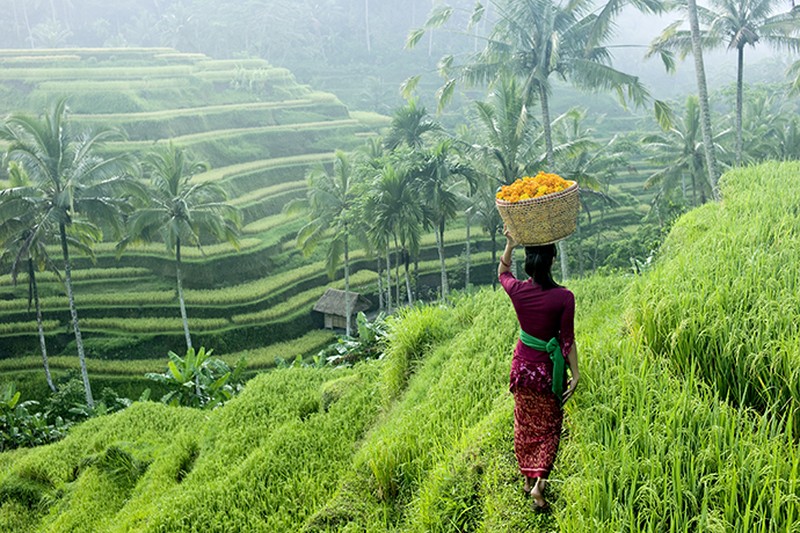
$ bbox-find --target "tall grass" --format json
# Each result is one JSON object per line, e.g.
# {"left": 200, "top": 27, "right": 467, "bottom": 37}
{"left": 628, "top": 162, "right": 800, "bottom": 430}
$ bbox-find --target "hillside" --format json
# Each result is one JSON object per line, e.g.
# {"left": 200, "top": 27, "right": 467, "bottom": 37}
{"left": 1, "top": 161, "right": 797, "bottom": 531}
{"left": 0, "top": 47, "right": 507, "bottom": 398}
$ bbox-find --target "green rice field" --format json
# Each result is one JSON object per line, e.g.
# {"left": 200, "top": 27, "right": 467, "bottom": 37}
{"left": 1, "top": 161, "right": 797, "bottom": 531}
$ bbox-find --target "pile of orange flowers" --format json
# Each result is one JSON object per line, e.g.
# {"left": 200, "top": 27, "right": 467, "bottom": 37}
{"left": 495, "top": 172, "right": 573, "bottom": 202}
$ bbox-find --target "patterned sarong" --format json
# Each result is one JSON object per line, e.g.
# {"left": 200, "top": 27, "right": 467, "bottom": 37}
{"left": 513, "top": 386, "right": 563, "bottom": 479}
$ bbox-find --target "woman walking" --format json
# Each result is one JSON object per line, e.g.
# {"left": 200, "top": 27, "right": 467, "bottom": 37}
{"left": 498, "top": 228, "right": 579, "bottom": 511}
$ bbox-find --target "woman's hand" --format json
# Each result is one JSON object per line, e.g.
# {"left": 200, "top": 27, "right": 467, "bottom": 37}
{"left": 503, "top": 225, "right": 518, "bottom": 249}
{"left": 562, "top": 375, "right": 579, "bottom": 404}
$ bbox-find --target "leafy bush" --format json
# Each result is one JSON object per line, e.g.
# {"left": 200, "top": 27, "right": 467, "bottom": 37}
{"left": 0, "top": 384, "right": 68, "bottom": 452}
{"left": 319, "top": 312, "right": 389, "bottom": 367}
{"left": 146, "top": 347, "right": 244, "bottom": 409}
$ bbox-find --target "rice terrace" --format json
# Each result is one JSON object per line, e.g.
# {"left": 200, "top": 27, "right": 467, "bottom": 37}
{"left": 0, "top": 1, "right": 799, "bottom": 531}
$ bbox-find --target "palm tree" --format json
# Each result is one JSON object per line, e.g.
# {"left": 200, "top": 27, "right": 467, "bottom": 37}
{"left": 118, "top": 143, "right": 240, "bottom": 351}
{"left": 414, "top": 0, "right": 655, "bottom": 280}
{"left": 790, "top": 59, "right": 800, "bottom": 95}
{"left": 472, "top": 76, "right": 540, "bottom": 185}
{"left": 467, "top": 173, "right": 505, "bottom": 289}
{"left": 552, "top": 108, "right": 633, "bottom": 275}
{"left": 648, "top": 0, "right": 800, "bottom": 166}
{"left": 366, "top": 163, "right": 423, "bottom": 306}
{"left": 287, "top": 151, "right": 359, "bottom": 336}
{"left": 2, "top": 99, "right": 134, "bottom": 408}
{"left": 735, "top": 89, "right": 800, "bottom": 161}
{"left": 412, "top": 139, "right": 476, "bottom": 299}
{"left": 642, "top": 96, "right": 727, "bottom": 222}
{"left": 0, "top": 164, "right": 61, "bottom": 392}
{"left": 384, "top": 99, "right": 441, "bottom": 151}
{"left": 419, "top": 0, "right": 653, "bottom": 166}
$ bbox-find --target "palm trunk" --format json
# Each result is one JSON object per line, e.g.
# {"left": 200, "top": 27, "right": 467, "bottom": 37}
{"left": 576, "top": 218, "right": 583, "bottom": 278}
{"left": 491, "top": 230, "right": 498, "bottom": 290}
{"left": 436, "top": 219, "right": 448, "bottom": 299}
{"left": 376, "top": 257, "right": 384, "bottom": 312}
{"left": 403, "top": 249, "right": 413, "bottom": 305}
{"left": 394, "top": 237, "right": 401, "bottom": 307}
{"left": 540, "top": 84, "right": 555, "bottom": 168}
{"left": 21, "top": 0, "right": 35, "bottom": 48}
{"left": 29, "top": 260, "right": 56, "bottom": 393}
{"left": 686, "top": 0, "right": 720, "bottom": 199}
{"left": 344, "top": 231, "right": 351, "bottom": 337}
{"left": 176, "top": 238, "right": 192, "bottom": 351}
{"left": 735, "top": 46, "right": 744, "bottom": 167}
{"left": 413, "top": 255, "right": 419, "bottom": 301}
{"left": 364, "top": 0, "right": 371, "bottom": 55}
{"left": 465, "top": 210, "right": 471, "bottom": 290}
{"left": 540, "top": 83, "right": 569, "bottom": 281}
{"left": 60, "top": 223, "right": 92, "bottom": 407}
{"left": 557, "top": 241, "right": 569, "bottom": 281}
{"left": 11, "top": 0, "right": 21, "bottom": 41}
{"left": 385, "top": 246, "right": 392, "bottom": 313}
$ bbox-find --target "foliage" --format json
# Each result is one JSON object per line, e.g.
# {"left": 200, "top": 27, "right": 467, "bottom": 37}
{"left": 145, "top": 347, "right": 244, "bottom": 409}
{"left": 319, "top": 312, "right": 389, "bottom": 366}
{"left": 629, "top": 161, "right": 800, "bottom": 433}
{"left": 2, "top": 160, "right": 800, "bottom": 529}
{"left": 0, "top": 384, "right": 68, "bottom": 452}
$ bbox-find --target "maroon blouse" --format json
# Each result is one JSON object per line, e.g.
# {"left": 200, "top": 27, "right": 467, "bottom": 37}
{"left": 499, "top": 271, "right": 575, "bottom": 394}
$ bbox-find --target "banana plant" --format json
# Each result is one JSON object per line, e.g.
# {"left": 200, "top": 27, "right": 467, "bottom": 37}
{"left": 146, "top": 347, "right": 244, "bottom": 409}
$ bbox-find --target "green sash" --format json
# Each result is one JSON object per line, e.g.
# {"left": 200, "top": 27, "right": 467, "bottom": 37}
{"left": 519, "top": 329, "right": 566, "bottom": 406}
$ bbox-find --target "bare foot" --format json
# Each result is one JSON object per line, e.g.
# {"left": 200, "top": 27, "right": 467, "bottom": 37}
{"left": 531, "top": 481, "right": 549, "bottom": 511}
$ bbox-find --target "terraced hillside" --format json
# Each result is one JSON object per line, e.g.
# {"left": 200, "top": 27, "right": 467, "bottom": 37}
{"left": 0, "top": 48, "right": 377, "bottom": 357}
{"left": 0, "top": 47, "right": 505, "bottom": 392}
{"left": 1, "top": 162, "right": 797, "bottom": 532}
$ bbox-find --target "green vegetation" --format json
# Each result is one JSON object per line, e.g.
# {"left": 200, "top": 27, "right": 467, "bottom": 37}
{"left": 0, "top": 162, "right": 797, "bottom": 531}
{"left": 629, "top": 161, "right": 800, "bottom": 431}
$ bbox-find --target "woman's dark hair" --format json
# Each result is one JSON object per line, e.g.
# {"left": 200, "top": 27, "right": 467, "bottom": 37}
{"left": 524, "top": 244, "right": 561, "bottom": 289}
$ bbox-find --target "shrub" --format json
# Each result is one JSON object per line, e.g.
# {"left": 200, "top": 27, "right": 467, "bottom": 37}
{"left": 145, "top": 347, "right": 245, "bottom": 409}
{"left": 0, "top": 384, "right": 68, "bottom": 452}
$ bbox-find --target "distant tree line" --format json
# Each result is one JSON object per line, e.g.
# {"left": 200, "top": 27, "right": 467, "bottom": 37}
{"left": 0, "top": 0, "right": 481, "bottom": 65}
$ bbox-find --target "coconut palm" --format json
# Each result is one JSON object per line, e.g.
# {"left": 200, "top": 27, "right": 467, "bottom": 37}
{"left": 648, "top": 0, "right": 800, "bottom": 166}
{"left": 736, "top": 89, "right": 800, "bottom": 161}
{"left": 467, "top": 173, "right": 505, "bottom": 289}
{"left": 366, "top": 163, "right": 424, "bottom": 306}
{"left": 552, "top": 108, "right": 633, "bottom": 275}
{"left": 287, "top": 150, "right": 359, "bottom": 336}
{"left": 790, "top": 59, "right": 800, "bottom": 95}
{"left": 118, "top": 143, "right": 240, "bottom": 351}
{"left": 352, "top": 138, "right": 393, "bottom": 312}
{"left": 642, "top": 95, "right": 728, "bottom": 222}
{"left": 417, "top": 0, "right": 653, "bottom": 167}
{"left": 384, "top": 99, "right": 441, "bottom": 151}
{"left": 0, "top": 164, "right": 60, "bottom": 392}
{"left": 414, "top": 0, "right": 654, "bottom": 281}
{"left": 412, "top": 139, "right": 477, "bottom": 299}
{"left": 472, "top": 76, "right": 540, "bottom": 186}
{"left": 1, "top": 98, "right": 134, "bottom": 408}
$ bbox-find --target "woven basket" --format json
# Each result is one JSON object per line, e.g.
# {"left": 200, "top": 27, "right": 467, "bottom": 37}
{"left": 495, "top": 181, "right": 580, "bottom": 245}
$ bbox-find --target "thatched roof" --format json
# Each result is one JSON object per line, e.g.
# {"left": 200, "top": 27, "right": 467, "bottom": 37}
{"left": 313, "top": 288, "right": 371, "bottom": 317}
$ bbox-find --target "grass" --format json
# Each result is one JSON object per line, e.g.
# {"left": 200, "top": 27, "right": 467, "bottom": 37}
{"left": 192, "top": 152, "right": 335, "bottom": 184}
{"left": 628, "top": 161, "right": 800, "bottom": 433}
{"left": 0, "top": 65, "right": 195, "bottom": 80}
{"left": 0, "top": 330, "right": 334, "bottom": 375}
{"left": 2, "top": 161, "right": 799, "bottom": 530}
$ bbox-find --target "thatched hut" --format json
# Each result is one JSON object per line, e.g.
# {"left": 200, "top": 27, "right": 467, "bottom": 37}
{"left": 313, "top": 288, "right": 371, "bottom": 330}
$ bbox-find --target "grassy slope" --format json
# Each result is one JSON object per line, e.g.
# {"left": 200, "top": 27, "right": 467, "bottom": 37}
{"left": 2, "top": 163, "right": 798, "bottom": 531}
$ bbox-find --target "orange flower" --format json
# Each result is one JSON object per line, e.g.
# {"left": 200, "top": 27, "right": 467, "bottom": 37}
{"left": 496, "top": 172, "right": 573, "bottom": 202}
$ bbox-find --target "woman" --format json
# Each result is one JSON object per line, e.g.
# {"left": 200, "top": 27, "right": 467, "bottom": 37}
{"left": 498, "top": 228, "right": 579, "bottom": 511}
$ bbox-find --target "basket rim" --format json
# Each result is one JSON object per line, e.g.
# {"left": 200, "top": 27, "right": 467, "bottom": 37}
{"left": 495, "top": 180, "right": 579, "bottom": 207}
